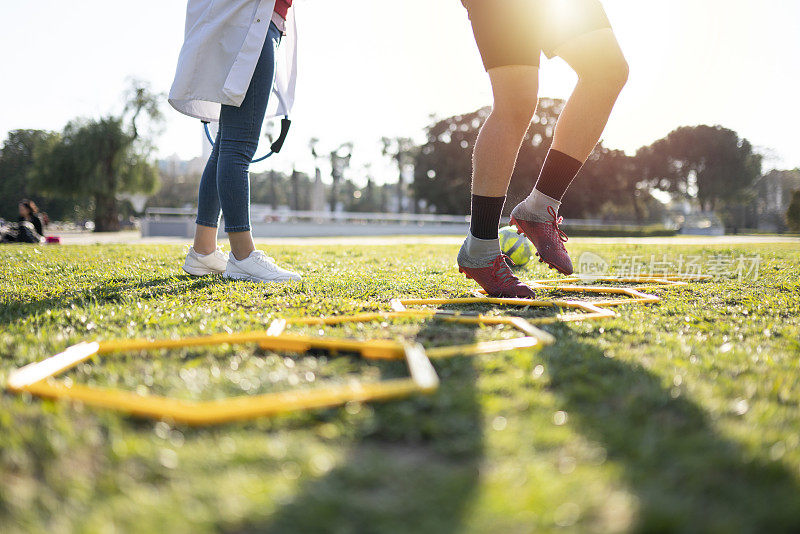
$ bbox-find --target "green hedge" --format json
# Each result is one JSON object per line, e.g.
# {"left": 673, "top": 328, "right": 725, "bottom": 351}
{"left": 561, "top": 225, "right": 677, "bottom": 237}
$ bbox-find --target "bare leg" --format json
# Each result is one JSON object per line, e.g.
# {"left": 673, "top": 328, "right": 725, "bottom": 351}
{"left": 508, "top": 29, "right": 628, "bottom": 276}
{"left": 472, "top": 66, "right": 540, "bottom": 196}
{"left": 550, "top": 28, "right": 629, "bottom": 161}
{"left": 228, "top": 231, "right": 256, "bottom": 261}
{"left": 192, "top": 225, "right": 218, "bottom": 256}
{"left": 457, "top": 65, "right": 540, "bottom": 296}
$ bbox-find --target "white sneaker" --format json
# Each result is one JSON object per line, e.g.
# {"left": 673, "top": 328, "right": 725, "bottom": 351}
{"left": 224, "top": 250, "right": 302, "bottom": 283}
{"left": 182, "top": 246, "right": 229, "bottom": 276}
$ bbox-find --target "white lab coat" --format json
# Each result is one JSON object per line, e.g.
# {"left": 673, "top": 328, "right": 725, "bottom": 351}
{"left": 168, "top": 0, "right": 297, "bottom": 123}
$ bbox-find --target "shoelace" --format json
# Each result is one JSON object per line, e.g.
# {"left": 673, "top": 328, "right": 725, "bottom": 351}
{"left": 492, "top": 254, "right": 521, "bottom": 287}
{"left": 547, "top": 205, "right": 569, "bottom": 244}
{"left": 252, "top": 251, "right": 278, "bottom": 271}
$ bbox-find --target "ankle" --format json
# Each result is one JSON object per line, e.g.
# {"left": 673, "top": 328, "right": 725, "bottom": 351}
{"left": 469, "top": 195, "right": 506, "bottom": 240}
{"left": 231, "top": 251, "right": 250, "bottom": 262}
{"left": 230, "top": 247, "right": 255, "bottom": 262}
{"left": 193, "top": 224, "right": 219, "bottom": 256}
{"left": 514, "top": 190, "right": 561, "bottom": 222}
{"left": 228, "top": 231, "right": 255, "bottom": 262}
{"left": 193, "top": 245, "right": 216, "bottom": 256}
{"left": 465, "top": 233, "right": 500, "bottom": 256}
{"left": 458, "top": 233, "right": 501, "bottom": 268}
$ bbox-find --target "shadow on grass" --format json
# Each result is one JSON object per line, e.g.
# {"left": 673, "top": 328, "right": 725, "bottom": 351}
{"left": 227, "top": 312, "right": 485, "bottom": 534}
{"left": 0, "top": 275, "right": 226, "bottom": 324}
{"left": 540, "top": 326, "right": 800, "bottom": 532}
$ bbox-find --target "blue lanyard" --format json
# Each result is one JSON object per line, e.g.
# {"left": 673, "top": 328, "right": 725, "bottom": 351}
{"left": 202, "top": 116, "right": 291, "bottom": 163}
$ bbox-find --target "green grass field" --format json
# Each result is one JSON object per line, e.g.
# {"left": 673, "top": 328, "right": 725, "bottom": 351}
{"left": 1, "top": 241, "right": 799, "bottom": 533}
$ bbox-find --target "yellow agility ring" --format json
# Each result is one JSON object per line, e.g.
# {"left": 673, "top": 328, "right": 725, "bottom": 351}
{"left": 7, "top": 332, "right": 438, "bottom": 426}
{"left": 271, "top": 309, "right": 556, "bottom": 358}
{"left": 392, "top": 296, "right": 617, "bottom": 324}
{"left": 5, "top": 273, "right": 709, "bottom": 425}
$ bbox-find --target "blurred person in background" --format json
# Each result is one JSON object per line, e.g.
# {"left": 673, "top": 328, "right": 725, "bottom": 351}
{"left": 1, "top": 199, "right": 45, "bottom": 244}
{"left": 18, "top": 199, "right": 44, "bottom": 236}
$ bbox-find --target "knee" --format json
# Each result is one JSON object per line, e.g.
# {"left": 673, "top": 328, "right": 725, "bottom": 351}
{"left": 492, "top": 94, "right": 539, "bottom": 131}
{"left": 580, "top": 52, "right": 629, "bottom": 94}
{"left": 608, "top": 54, "right": 629, "bottom": 91}
{"left": 218, "top": 138, "right": 258, "bottom": 163}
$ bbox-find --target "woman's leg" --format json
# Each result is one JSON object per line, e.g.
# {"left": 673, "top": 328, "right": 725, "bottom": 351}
{"left": 217, "top": 24, "right": 282, "bottom": 261}
{"left": 193, "top": 129, "right": 222, "bottom": 255}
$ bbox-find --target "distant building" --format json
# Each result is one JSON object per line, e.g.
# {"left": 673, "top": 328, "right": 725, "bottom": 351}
{"left": 666, "top": 199, "right": 725, "bottom": 235}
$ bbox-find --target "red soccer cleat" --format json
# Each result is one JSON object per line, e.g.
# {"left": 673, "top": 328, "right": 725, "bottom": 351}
{"left": 510, "top": 205, "right": 573, "bottom": 275}
{"left": 458, "top": 254, "right": 536, "bottom": 298}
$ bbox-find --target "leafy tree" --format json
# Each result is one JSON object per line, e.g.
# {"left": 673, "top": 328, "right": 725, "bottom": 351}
{"left": 0, "top": 130, "right": 53, "bottom": 220}
{"left": 0, "top": 129, "right": 90, "bottom": 222}
{"left": 636, "top": 125, "right": 762, "bottom": 212}
{"left": 562, "top": 145, "right": 654, "bottom": 222}
{"left": 30, "top": 82, "right": 162, "bottom": 231}
{"left": 787, "top": 190, "right": 800, "bottom": 232}
{"left": 145, "top": 166, "right": 201, "bottom": 211}
{"left": 413, "top": 107, "right": 485, "bottom": 214}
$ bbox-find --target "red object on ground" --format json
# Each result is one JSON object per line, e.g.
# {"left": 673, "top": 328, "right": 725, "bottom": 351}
{"left": 46, "top": 236, "right": 61, "bottom": 244}
{"left": 274, "top": 0, "right": 292, "bottom": 19}
{"left": 510, "top": 206, "right": 573, "bottom": 275}
{"left": 458, "top": 254, "right": 536, "bottom": 298}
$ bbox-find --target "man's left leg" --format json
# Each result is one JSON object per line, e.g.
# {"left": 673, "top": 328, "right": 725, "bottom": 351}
{"left": 550, "top": 28, "right": 628, "bottom": 162}
{"left": 511, "top": 27, "right": 628, "bottom": 274}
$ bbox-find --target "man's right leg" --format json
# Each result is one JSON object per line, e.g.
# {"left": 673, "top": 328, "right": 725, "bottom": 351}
{"left": 457, "top": 66, "right": 540, "bottom": 297}
{"left": 510, "top": 20, "right": 628, "bottom": 276}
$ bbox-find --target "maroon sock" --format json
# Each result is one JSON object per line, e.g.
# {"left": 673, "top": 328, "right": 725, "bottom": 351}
{"left": 470, "top": 194, "right": 506, "bottom": 240}
{"left": 533, "top": 149, "right": 584, "bottom": 200}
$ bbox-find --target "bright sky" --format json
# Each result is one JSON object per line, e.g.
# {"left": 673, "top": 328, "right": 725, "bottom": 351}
{"left": 1, "top": 0, "right": 799, "bottom": 183}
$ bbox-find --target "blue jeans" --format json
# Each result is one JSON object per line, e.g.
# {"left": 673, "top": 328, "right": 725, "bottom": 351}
{"left": 196, "top": 22, "right": 282, "bottom": 233}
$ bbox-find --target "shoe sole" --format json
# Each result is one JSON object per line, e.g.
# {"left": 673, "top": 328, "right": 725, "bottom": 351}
{"left": 182, "top": 264, "right": 221, "bottom": 276}
{"left": 223, "top": 272, "right": 301, "bottom": 283}
{"left": 458, "top": 266, "right": 534, "bottom": 299}
{"left": 510, "top": 217, "right": 572, "bottom": 276}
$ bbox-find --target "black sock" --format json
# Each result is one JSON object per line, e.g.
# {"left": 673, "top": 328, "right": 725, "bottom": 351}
{"left": 533, "top": 149, "right": 584, "bottom": 200}
{"left": 469, "top": 194, "right": 506, "bottom": 240}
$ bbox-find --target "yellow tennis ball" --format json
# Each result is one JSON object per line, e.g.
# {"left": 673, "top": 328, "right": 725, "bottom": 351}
{"left": 499, "top": 226, "right": 533, "bottom": 266}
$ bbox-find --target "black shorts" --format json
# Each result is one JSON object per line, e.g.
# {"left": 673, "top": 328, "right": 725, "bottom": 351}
{"left": 463, "top": 0, "right": 612, "bottom": 70}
